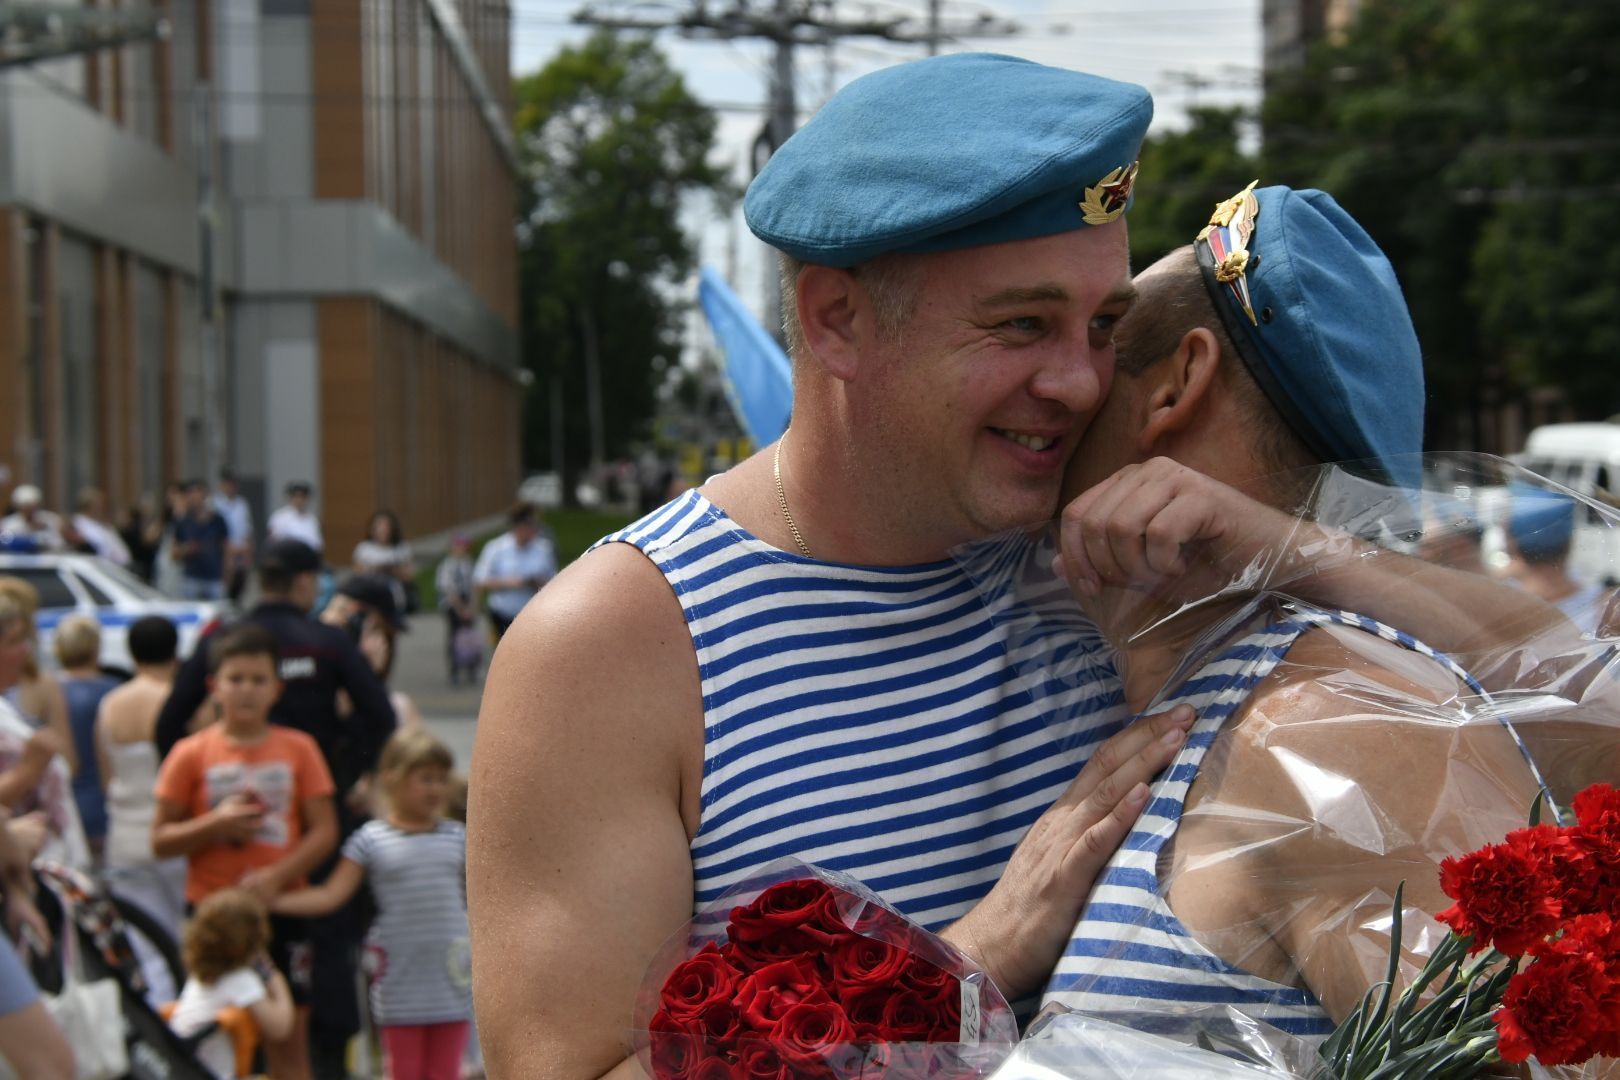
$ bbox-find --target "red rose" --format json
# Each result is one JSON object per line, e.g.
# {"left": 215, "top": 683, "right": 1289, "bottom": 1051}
{"left": 661, "top": 947, "right": 745, "bottom": 1022}
{"left": 829, "top": 935, "right": 910, "bottom": 997}
{"left": 1494, "top": 947, "right": 1616, "bottom": 1066}
{"left": 723, "top": 930, "right": 821, "bottom": 970}
{"left": 688, "top": 1057, "right": 740, "bottom": 1080}
{"left": 839, "top": 986, "right": 891, "bottom": 1041}
{"left": 901, "top": 954, "right": 956, "bottom": 1001}
{"left": 730, "top": 880, "right": 835, "bottom": 942}
{"left": 733, "top": 958, "right": 834, "bottom": 1035}
{"left": 1437, "top": 829, "right": 1565, "bottom": 956}
{"left": 878, "top": 987, "right": 960, "bottom": 1042}
{"left": 649, "top": 1010, "right": 708, "bottom": 1080}
{"left": 773, "top": 1000, "right": 857, "bottom": 1076}
{"left": 733, "top": 1039, "right": 791, "bottom": 1080}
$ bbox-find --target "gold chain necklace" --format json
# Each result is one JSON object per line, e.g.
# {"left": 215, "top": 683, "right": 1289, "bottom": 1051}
{"left": 773, "top": 437, "right": 812, "bottom": 558}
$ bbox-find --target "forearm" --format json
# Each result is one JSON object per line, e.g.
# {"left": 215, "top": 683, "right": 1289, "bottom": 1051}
{"left": 1287, "top": 537, "right": 1571, "bottom": 680}
{"left": 263, "top": 825, "right": 337, "bottom": 888}
{"left": 270, "top": 882, "right": 346, "bottom": 918}
{"left": 0, "top": 758, "right": 51, "bottom": 809}
{"left": 152, "top": 814, "right": 223, "bottom": 859}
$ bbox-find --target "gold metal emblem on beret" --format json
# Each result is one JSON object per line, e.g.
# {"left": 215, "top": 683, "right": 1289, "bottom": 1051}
{"left": 1079, "top": 161, "right": 1139, "bottom": 226}
{"left": 1198, "top": 179, "right": 1261, "bottom": 324}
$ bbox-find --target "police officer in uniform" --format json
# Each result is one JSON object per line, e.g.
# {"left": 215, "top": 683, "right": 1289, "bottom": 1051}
{"left": 156, "top": 537, "right": 395, "bottom": 1079}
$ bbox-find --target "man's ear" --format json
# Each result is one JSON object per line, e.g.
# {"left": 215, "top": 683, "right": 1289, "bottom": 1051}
{"left": 796, "top": 266, "right": 862, "bottom": 382}
{"left": 1138, "top": 327, "right": 1223, "bottom": 453}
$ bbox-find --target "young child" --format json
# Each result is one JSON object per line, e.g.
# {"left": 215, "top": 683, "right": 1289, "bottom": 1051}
{"left": 271, "top": 729, "right": 471, "bottom": 1080}
{"left": 153, "top": 624, "right": 338, "bottom": 1080}
{"left": 168, "top": 889, "right": 295, "bottom": 1080}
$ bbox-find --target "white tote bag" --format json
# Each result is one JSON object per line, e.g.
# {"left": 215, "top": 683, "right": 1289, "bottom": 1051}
{"left": 0, "top": 907, "right": 128, "bottom": 1080}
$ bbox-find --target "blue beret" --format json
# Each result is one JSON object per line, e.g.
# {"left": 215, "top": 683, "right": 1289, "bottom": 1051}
{"left": 1508, "top": 482, "right": 1576, "bottom": 557}
{"left": 1195, "top": 185, "right": 1424, "bottom": 486}
{"left": 744, "top": 54, "right": 1153, "bottom": 268}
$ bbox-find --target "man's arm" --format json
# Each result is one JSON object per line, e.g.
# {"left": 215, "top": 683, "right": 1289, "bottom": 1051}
{"left": 155, "top": 647, "right": 213, "bottom": 758}
{"left": 1056, "top": 458, "right": 1572, "bottom": 678}
{"left": 152, "top": 794, "right": 263, "bottom": 859}
{"left": 470, "top": 545, "right": 700, "bottom": 1080}
{"left": 469, "top": 545, "right": 1192, "bottom": 1079}
{"left": 332, "top": 634, "right": 396, "bottom": 776}
{"left": 1168, "top": 628, "right": 1548, "bottom": 1023}
{"left": 237, "top": 794, "right": 338, "bottom": 903}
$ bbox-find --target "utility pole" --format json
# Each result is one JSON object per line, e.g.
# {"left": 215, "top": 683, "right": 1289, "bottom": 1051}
{"left": 574, "top": 0, "right": 1018, "bottom": 339}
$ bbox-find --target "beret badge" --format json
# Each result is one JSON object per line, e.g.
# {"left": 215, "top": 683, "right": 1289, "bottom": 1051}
{"left": 1197, "top": 179, "right": 1261, "bottom": 325}
{"left": 1078, "top": 161, "right": 1140, "bottom": 226}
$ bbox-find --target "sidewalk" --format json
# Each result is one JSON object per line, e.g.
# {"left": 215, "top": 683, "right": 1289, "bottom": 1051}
{"left": 393, "top": 608, "right": 489, "bottom": 771}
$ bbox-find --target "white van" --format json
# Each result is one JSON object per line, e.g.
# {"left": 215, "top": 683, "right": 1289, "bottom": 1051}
{"left": 1513, "top": 422, "right": 1620, "bottom": 585}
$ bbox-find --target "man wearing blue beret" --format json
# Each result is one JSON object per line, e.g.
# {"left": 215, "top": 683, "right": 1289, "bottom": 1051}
{"left": 1034, "top": 183, "right": 1562, "bottom": 1036}
{"left": 468, "top": 57, "right": 1579, "bottom": 1076}
{"left": 471, "top": 53, "right": 1204, "bottom": 1077}
{"left": 1504, "top": 483, "right": 1617, "bottom": 636}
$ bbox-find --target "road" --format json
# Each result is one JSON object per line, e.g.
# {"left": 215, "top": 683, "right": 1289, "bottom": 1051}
{"left": 392, "top": 609, "right": 487, "bottom": 770}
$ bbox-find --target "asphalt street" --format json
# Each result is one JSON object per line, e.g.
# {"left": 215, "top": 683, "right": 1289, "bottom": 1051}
{"left": 392, "top": 609, "right": 487, "bottom": 772}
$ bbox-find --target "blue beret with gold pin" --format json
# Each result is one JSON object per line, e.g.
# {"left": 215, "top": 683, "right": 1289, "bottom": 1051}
{"left": 744, "top": 53, "right": 1153, "bottom": 268}
{"left": 1193, "top": 182, "right": 1426, "bottom": 486}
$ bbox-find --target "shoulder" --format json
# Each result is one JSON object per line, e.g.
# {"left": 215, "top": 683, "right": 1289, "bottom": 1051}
{"left": 474, "top": 542, "right": 701, "bottom": 824}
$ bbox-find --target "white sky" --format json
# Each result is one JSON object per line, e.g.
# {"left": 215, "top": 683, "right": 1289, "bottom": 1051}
{"left": 510, "top": 0, "right": 1262, "bottom": 326}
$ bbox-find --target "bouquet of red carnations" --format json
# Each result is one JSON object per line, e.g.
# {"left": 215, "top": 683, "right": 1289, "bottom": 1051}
{"left": 632, "top": 863, "right": 1018, "bottom": 1079}
{"left": 1324, "top": 783, "right": 1620, "bottom": 1078}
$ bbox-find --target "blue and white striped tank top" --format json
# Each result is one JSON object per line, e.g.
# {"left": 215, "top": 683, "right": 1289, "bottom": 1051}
{"left": 597, "top": 492, "right": 1128, "bottom": 930}
{"left": 1041, "top": 604, "right": 1503, "bottom": 1041}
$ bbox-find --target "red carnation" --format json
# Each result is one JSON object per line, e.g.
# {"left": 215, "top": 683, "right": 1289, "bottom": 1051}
{"left": 1571, "top": 783, "right": 1620, "bottom": 917}
{"left": 733, "top": 958, "right": 833, "bottom": 1035}
{"left": 1494, "top": 946, "right": 1616, "bottom": 1066}
{"left": 1437, "top": 827, "right": 1565, "bottom": 956}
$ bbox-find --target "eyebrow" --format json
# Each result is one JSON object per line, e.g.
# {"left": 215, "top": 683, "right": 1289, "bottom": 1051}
{"left": 974, "top": 281, "right": 1140, "bottom": 310}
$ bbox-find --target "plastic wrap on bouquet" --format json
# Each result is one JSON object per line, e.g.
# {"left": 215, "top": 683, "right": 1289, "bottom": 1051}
{"left": 630, "top": 860, "right": 1019, "bottom": 1079}
{"left": 986, "top": 1003, "right": 1331, "bottom": 1079}
{"left": 953, "top": 452, "right": 1620, "bottom": 1078}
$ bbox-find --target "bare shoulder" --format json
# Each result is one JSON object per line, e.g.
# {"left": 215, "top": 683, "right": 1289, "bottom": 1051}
{"left": 471, "top": 540, "right": 704, "bottom": 832}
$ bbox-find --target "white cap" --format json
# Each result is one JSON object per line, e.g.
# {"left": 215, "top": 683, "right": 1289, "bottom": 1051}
{"left": 11, "top": 484, "right": 41, "bottom": 507}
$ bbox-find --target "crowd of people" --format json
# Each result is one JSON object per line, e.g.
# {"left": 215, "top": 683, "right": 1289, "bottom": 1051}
{"left": 0, "top": 478, "right": 561, "bottom": 1078}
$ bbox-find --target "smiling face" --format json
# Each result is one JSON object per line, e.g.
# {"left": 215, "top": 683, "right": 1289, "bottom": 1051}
{"left": 846, "top": 221, "right": 1135, "bottom": 549}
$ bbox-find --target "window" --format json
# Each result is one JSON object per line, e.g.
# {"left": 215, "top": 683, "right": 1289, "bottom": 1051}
{"left": 7, "top": 567, "right": 79, "bottom": 610}
{"left": 72, "top": 574, "right": 115, "bottom": 607}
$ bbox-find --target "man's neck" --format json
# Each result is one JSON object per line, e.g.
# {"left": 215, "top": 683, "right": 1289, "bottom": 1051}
{"left": 133, "top": 663, "right": 176, "bottom": 685}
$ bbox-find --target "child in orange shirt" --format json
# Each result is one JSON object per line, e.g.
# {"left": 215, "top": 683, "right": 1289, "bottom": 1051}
{"left": 154, "top": 623, "right": 337, "bottom": 1080}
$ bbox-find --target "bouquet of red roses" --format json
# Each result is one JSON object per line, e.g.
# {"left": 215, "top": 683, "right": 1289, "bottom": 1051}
{"left": 632, "top": 863, "right": 1018, "bottom": 1079}
{"left": 1323, "top": 783, "right": 1620, "bottom": 1078}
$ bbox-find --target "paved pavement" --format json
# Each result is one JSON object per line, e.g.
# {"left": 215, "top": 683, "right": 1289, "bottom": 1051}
{"left": 392, "top": 609, "right": 488, "bottom": 771}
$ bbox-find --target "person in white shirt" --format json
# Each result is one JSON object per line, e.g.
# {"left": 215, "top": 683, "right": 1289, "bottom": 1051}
{"left": 472, "top": 503, "right": 558, "bottom": 641}
{"left": 0, "top": 485, "right": 65, "bottom": 553}
{"left": 70, "top": 488, "right": 132, "bottom": 566}
{"left": 168, "top": 889, "right": 294, "bottom": 1080}
{"left": 265, "top": 482, "right": 323, "bottom": 554}
{"left": 212, "top": 470, "right": 254, "bottom": 603}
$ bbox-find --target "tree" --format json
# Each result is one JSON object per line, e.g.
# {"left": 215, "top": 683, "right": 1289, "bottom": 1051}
{"left": 1260, "top": 0, "right": 1620, "bottom": 444}
{"left": 515, "top": 32, "right": 731, "bottom": 490}
{"left": 1127, "top": 106, "right": 1259, "bottom": 272}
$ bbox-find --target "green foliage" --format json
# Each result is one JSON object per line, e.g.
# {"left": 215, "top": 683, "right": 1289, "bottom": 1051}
{"left": 1127, "top": 107, "right": 1259, "bottom": 272}
{"left": 515, "top": 32, "right": 732, "bottom": 482}
{"left": 1259, "top": 0, "right": 1620, "bottom": 435}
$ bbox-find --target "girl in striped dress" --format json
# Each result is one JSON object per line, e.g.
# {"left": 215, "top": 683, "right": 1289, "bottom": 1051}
{"left": 272, "top": 730, "right": 471, "bottom": 1080}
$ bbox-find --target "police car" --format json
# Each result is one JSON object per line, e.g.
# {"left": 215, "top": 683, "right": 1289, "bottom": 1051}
{"left": 0, "top": 552, "right": 226, "bottom": 674}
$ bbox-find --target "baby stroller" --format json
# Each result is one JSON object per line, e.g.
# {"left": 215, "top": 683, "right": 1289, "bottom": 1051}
{"left": 25, "top": 862, "right": 216, "bottom": 1080}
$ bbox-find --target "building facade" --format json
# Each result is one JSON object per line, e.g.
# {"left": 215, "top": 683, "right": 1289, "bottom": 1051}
{"left": 1260, "top": 0, "right": 1362, "bottom": 76}
{"left": 0, "top": 1, "right": 522, "bottom": 560}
